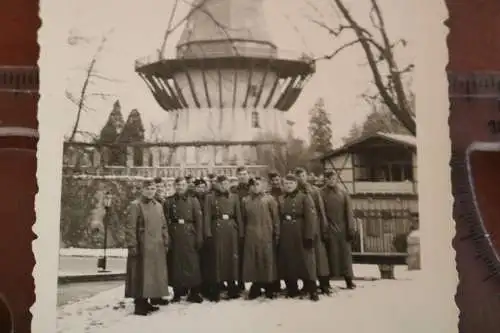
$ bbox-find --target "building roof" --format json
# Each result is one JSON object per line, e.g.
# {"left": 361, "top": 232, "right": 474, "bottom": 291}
{"left": 319, "top": 132, "right": 416, "bottom": 161}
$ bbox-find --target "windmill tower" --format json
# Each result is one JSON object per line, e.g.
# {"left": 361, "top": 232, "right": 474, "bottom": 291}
{"left": 135, "top": 0, "right": 314, "bottom": 174}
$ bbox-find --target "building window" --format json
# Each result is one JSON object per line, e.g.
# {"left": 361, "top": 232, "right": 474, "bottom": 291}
{"left": 251, "top": 111, "right": 260, "bottom": 128}
{"left": 355, "top": 162, "right": 413, "bottom": 182}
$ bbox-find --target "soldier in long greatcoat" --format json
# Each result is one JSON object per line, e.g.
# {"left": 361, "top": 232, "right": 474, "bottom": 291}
{"left": 241, "top": 177, "right": 280, "bottom": 299}
{"left": 232, "top": 166, "right": 250, "bottom": 292}
{"left": 193, "top": 178, "right": 213, "bottom": 298}
{"left": 163, "top": 177, "right": 204, "bottom": 303}
{"left": 295, "top": 167, "right": 332, "bottom": 295}
{"left": 124, "top": 179, "right": 170, "bottom": 315}
{"left": 204, "top": 175, "right": 243, "bottom": 301}
{"left": 277, "top": 174, "right": 319, "bottom": 301}
{"left": 267, "top": 171, "right": 284, "bottom": 294}
{"left": 321, "top": 170, "right": 356, "bottom": 289}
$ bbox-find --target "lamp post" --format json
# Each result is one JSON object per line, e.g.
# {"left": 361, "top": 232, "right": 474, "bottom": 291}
{"left": 97, "top": 191, "right": 112, "bottom": 273}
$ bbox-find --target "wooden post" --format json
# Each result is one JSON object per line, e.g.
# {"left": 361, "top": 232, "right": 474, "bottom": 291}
{"left": 236, "top": 145, "right": 245, "bottom": 165}
{"left": 142, "top": 147, "right": 150, "bottom": 167}
{"left": 69, "top": 148, "right": 77, "bottom": 166}
{"left": 126, "top": 146, "right": 134, "bottom": 167}
{"left": 152, "top": 147, "right": 160, "bottom": 167}
{"left": 358, "top": 218, "right": 365, "bottom": 253}
{"left": 92, "top": 148, "right": 101, "bottom": 167}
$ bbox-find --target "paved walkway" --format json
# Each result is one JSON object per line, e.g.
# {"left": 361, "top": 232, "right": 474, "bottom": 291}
{"left": 58, "top": 256, "right": 126, "bottom": 277}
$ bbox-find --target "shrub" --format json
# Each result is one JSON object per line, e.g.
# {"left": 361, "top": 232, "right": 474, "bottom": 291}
{"left": 60, "top": 176, "right": 143, "bottom": 248}
{"left": 392, "top": 233, "right": 409, "bottom": 253}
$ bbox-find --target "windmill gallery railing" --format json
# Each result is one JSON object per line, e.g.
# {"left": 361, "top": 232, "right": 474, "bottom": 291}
{"left": 62, "top": 141, "right": 269, "bottom": 178}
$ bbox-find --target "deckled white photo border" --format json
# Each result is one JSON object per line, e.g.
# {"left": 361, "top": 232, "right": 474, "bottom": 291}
{"left": 34, "top": 0, "right": 456, "bottom": 332}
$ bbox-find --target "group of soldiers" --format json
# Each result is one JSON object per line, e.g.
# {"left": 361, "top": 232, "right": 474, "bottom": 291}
{"left": 124, "top": 166, "right": 356, "bottom": 316}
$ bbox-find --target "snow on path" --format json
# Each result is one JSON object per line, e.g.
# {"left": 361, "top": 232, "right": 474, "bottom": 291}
{"left": 57, "top": 268, "right": 445, "bottom": 333}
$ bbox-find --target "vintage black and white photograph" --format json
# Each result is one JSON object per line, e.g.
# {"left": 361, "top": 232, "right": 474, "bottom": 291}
{"left": 56, "top": 0, "right": 422, "bottom": 331}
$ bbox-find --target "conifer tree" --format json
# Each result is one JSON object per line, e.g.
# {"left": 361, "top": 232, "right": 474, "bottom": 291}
{"left": 98, "top": 100, "right": 125, "bottom": 165}
{"left": 119, "top": 109, "right": 146, "bottom": 165}
{"left": 308, "top": 98, "right": 333, "bottom": 155}
{"left": 308, "top": 98, "right": 333, "bottom": 174}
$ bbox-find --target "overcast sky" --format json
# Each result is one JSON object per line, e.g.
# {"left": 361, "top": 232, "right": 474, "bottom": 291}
{"left": 61, "top": 0, "right": 416, "bottom": 146}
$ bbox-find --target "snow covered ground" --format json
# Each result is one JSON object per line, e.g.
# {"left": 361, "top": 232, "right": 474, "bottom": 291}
{"left": 57, "top": 266, "right": 445, "bottom": 333}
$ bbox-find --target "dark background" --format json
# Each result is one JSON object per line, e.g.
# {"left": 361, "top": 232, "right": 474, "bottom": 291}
{"left": 0, "top": 0, "right": 40, "bottom": 332}
{"left": 446, "top": 0, "right": 500, "bottom": 332}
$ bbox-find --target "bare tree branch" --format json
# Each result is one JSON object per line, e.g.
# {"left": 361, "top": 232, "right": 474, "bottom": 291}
{"left": 159, "top": 0, "right": 181, "bottom": 58}
{"left": 308, "top": 0, "right": 416, "bottom": 135}
{"left": 89, "top": 72, "right": 123, "bottom": 83}
{"left": 313, "top": 39, "right": 360, "bottom": 61}
{"left": 68, "top": 33, "right": 112, "bottom": 142}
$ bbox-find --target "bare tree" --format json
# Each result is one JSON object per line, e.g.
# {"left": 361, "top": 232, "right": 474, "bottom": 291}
{"left": 66, "top": 31, "right": 118, "bottom": 142}
{"left": 307, "top": 0, "right": 416, "bottom": 136}
{"left": 148, "top": 122, "right": 163, "bottom": 142}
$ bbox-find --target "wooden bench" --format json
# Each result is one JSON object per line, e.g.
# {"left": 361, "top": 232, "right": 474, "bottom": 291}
{"left": 352, "top": 252, "right": 408, "bottom": 279}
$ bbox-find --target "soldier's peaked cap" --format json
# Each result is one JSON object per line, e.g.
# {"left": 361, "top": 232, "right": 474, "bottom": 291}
{"left": 248, "top": 177, "right": 262, "bottom": 186}
{"left": 193, "top": 178, "right": 206, "bottom": 186}
{"left": 293, "top": 167, "right": 307, "bottom": 175}
{"left": 284, "top": 174, "right": 298, "bottom": 181}
{"left": 268, "top": 171, "right": 280, "bottom": 179}
{"left": 324, "top": 170, "right": 336, "bottom": 178}
{"left": 142, "top": 179, "right": 156, "bottom": 187}
{"left": 216, "top": 175, "right": 228, "bottom": 182}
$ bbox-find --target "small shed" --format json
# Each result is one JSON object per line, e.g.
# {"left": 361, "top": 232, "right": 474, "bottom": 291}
{"left": 319, "top": 132, "right": 418, "bottom": 266}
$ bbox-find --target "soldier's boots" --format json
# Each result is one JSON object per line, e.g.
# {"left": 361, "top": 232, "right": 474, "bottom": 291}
{"left": 264, "top": 283, "right": 276, "bottom": 299}
{"left": 227, "top": 281, "right": 241, "bottom": 299}
{"left": 200, "top": 283, "right": 212, "bottom": 299}
{"left": 271, "top": 280, "right": 282, "bottom": 294}
{"left": 345, "top": 276, "right": 356, "bottom": 289}
{"left": 304, "top": 280, "right": 319, "bottom": 301}
{"left": 150, "top": 297, "right": 169, "bottom": 306}
{"left": 208, "top": 284, "right": 221, "bottom": 302}
{"left": 237, "top": 280, "right": 246, "bottom": 292}
{"left": 133, "top": 299, "right": 159, "bottom": 316}
{"left": 247, "top": 283, "right": 263, "bottom": 300}
{"left": 171, "top": 288, "right": 185, "bottom": 303}
{"left": 186, "top": 287, "right": 204, "bottom": 303}
{"left": 318, "top": 277, "right": 332, "bottom": 295}
{"left": 285, "top": 280, "right": 300, "bottom": 298}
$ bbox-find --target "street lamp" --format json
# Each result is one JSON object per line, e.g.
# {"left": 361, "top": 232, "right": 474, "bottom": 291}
{"left": 97, "top": 191, "right": 113, "bottom": 273}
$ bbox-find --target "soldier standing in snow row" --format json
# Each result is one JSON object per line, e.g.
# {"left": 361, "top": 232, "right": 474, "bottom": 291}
{"left": 204, "top": 175, "right": 243, "bottom": 301}
{"left": 163, "top": 177, "right": 204, "bottom": 303}
{"left": 241, "top": 177, "right": 280, "bottom": 299}
{"left": 124, "top": 179, "right": 170, "bottom": 315}
{"left": 267, "top": 171, "right": 284, "bottom": 295}
{"left": 294, "top": 167, "right": 332, "bottom": 295}
{"left": 232, "top": 166, "right": 250, "bottom": 292}
{"left": 321, "top": 170, "right": 357, "bottom": 290}
{"left": 277, "top": 174, "right": 319, "bottom": 301}
{"left": 192, "top": 178, "right": 215, "bottom": 299}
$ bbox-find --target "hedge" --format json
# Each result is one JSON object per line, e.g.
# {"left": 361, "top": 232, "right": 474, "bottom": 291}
{"left": 60, "top": 176, "right": 145, "bottom": 248}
